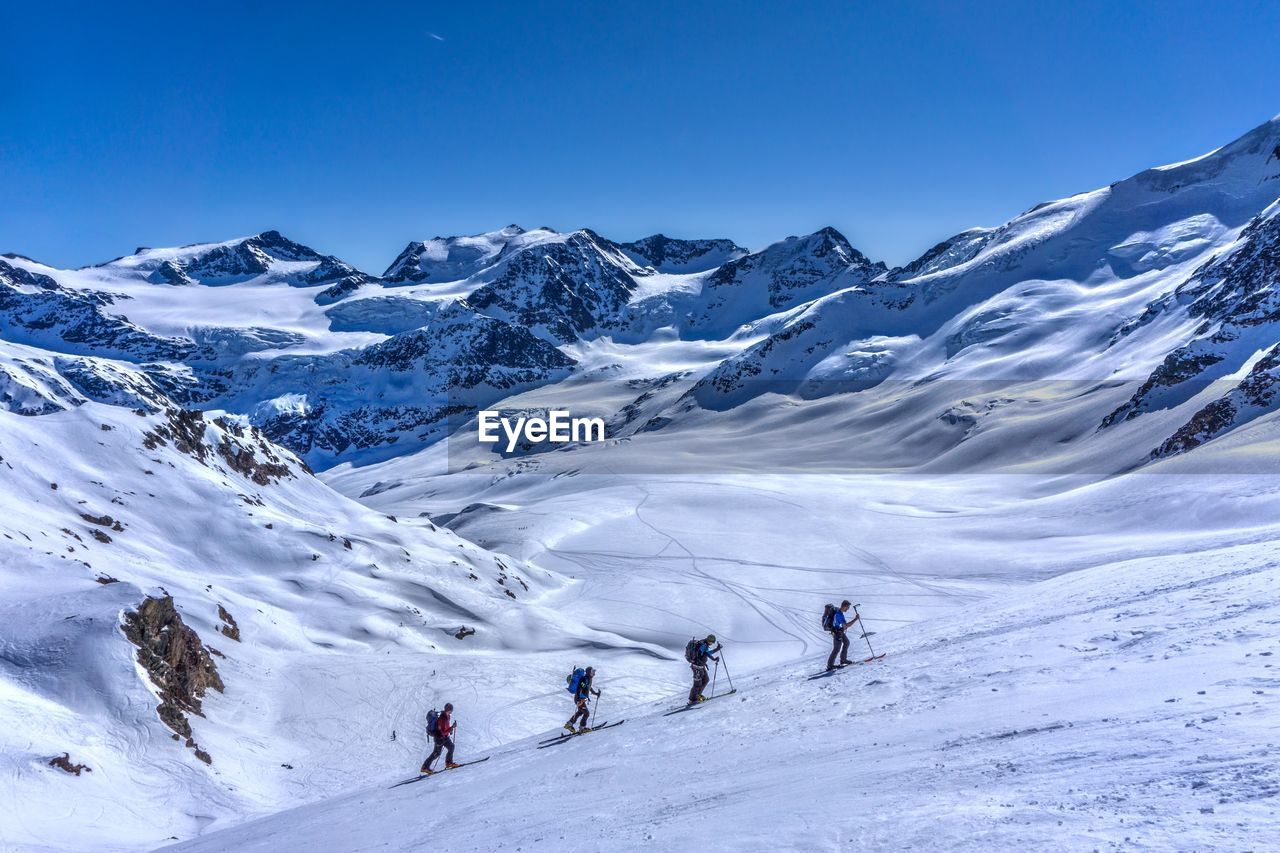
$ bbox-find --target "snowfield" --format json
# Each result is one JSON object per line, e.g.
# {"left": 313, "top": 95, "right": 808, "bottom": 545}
{"left": 162, "top": 536, "right": 1280, "bottom": 852}
{"left": 4, "top": 115, "right": 1280, "bottom": 852}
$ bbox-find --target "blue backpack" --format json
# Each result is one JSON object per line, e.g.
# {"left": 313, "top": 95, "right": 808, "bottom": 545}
{"left": 566, "top": 667, "right": 586, "bottom": 693}
{"left": 426, "top": 708, "right": 440, "bottom": 736}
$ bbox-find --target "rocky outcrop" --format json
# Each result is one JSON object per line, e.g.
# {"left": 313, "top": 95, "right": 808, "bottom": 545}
{"left": 382, "top": 225, "right": 557, "bottom": 284}
{"left": 120, "top": 595, "right": 223, "bottom": 760}
{"left": 464, "top": 230, "right": 641, "bottom": 343}
{"left": 0, "top": 260, "right": 194, "bottom": 362}
{"left": 1104, "top": 204, "right": 1280, "bottom": 436}
{"left": 48, "top": 754, "right": 92, "bottom": 776}
{"left": 618, "top": 234, "right": 746, "bottom": 273}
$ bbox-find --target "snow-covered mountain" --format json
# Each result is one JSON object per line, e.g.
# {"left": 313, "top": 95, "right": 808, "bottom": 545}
{"left": 382, "top": 225, "right": 561, "bottom": 285}
{"left": 6, "top": 114, "right": 1280, "bottom": 852}
{"left": 0, "top": 396, "right": 672, "bottom": 851}
{"left": 617, "top": 233, "right": 746, "bottom": 273}
{"left": 13, "top": 120, "right": 1280, "bottom": 475}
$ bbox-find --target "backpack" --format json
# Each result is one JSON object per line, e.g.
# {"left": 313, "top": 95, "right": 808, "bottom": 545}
{"left": 684, "top": 638, "right": 700, "bottom": 664}
{"left": 426, "top": 708, "right": 440, "bottom": 736}
{"left": 821, "top": 603, "right": 837, "bottom": 633}
{"left": 566, "top": 667, "right": 586, "bottom": 694}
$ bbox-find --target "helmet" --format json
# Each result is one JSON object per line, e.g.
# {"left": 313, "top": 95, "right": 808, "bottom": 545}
{"left": 585, "top": 666, "right": 595, "bottom": 677}
{"left": 705, "top": 634, "right": 716, "bottom": 644}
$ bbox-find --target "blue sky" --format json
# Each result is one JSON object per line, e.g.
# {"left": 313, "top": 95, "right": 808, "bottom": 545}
{"left": 3, "top": 0, "right": 1277, "bottom": 273}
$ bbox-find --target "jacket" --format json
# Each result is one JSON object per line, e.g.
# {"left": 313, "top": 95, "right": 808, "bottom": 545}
{"left": 692, "top": 642, "right": 720, "bottom": 666}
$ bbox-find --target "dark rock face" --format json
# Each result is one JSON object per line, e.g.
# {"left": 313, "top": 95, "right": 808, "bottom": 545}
{"left": 1153, "top": 343, "right": 1280, "bottom": 457}
{"left": 296, "top": 256, "right": 372, "bottom": 288}
{"left": 0, "top": 260, "right": 194, "bottom": 361}
{"left": 618, "top": 234, "right": 746, "bottom": 273}
{"left": 142, "top": 408, "right": 215, "bottom": 462}
{"left": 889, "top": 228, "right": 995, "bottom": 280}
{"left": 382, "top": 225, "right": 541, "bottom": 284}
{"left": 149, "top": 260, "right": 191, "bottom": 286}
{"left": 703, "top": 227, "right": 884, "bottom": 311}
{"left": 313, "top": 275, "right": 369, "bottom": 306}
{"left": 215, "top": 432, "right": 294, "bottom": 485}
{"left": 465, "top": 231, "right": 640, "bottom": 343}
{"left": 120, "top": 595, "right": 224, "bottom": 751}
{"left": 174, "top": 231, "right": 324, "bottom": 283}
{"left": 139, "top": 408, "right": 299, "bottom": 483}
{"left": 180, "top": 305, "right": 578, "bottom": 464}
{"left": 1104, "top": 207, "right": 1280, "bottom": 438}
{"left": 48, "top": 754, "right": 92, "bottom": 776}
{"left": 217, "top": 605, "right": 241, "bottom": 642}
{"left": 351, "top": 306, "right": 577, "bottom": 380}
{"left": 134, "top": 231, "right": 374, "bottom": 291}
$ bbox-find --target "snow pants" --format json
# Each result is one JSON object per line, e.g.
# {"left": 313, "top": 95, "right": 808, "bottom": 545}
{"left": 689, "top": 663, "right": 710, "bottom": 703}
{"left": 827, "top": 630, "right": 850, "bottom": 669}
{"left": 424, "top": 734, "right": 454, "bottom": 770}
{"left": 568, "top": 698, "right": 590, "bottom": 728}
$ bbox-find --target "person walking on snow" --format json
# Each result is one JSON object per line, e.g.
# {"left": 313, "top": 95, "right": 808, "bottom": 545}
{"left": 687, "top": 634, "right": 721, "bottom": 705}
{"left": 825, "top": 600, "right": 856, "bottom": 671}
{"left": 564, "top": 666, "right": 601, "bottom": 733}
{"left": 421, "top": 702, "right": 459, "bottom": 774}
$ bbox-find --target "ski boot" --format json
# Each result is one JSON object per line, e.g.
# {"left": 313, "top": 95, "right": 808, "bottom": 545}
{"left": 446, "top": 762, "right": 461, "bottom": 770}
{"left": 563, "top": 723, "right": 576, "bottom": 733}
{"left": 577, "top": 725, "right": 590, "bottom": 733}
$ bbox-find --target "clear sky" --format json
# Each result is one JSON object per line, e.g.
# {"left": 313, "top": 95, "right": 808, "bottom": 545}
{"left": 3, "top": 0, "right": 1278, "bottom": 274}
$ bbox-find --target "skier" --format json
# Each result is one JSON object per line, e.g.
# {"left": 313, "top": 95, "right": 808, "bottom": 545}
{"left": 420, "top": 702, "right": 460, "bottom": 774}
{"left": 686, "top": 634, "right": 721, "bottom": 705}
{"left": 824, "top": 600, "right": 856, "bottom": 671}
{"left": 564, "top": 666, "right": 601, "bottom": 733}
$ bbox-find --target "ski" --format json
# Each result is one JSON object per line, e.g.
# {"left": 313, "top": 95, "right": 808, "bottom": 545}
{"left": 536, "top": 720, "right": 625, "bottom": 749}
{"left": 537, "top": 721, "right": 613, "bottom": 745}
{"left": 807, "top": 666, "right": 847, "bottom": 680}
{"left": 807, "top": 654, "right": 886, "bottom": 680}
{"left": 662, "top": 689, "right": 737, "bottom": 715}
{"left": 390, "top": 756, "right": 491, "bottom": 788}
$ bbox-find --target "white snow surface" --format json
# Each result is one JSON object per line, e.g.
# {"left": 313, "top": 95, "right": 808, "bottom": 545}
{"left": 165, "top": 533, "right": 1280, "bottom": 852}
{"left": 3, "top": 116, "right": 1280, "bottom": 852}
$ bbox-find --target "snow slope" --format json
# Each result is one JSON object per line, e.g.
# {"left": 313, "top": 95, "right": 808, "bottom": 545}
{"left": 0, "top": 401, "right": 675, "bottom": 852}
{"left": 164, "top": 533, "right": 1280, "bottom": 852}
{"left": 5, "top": 114, "right": 1280, "bottom": 852}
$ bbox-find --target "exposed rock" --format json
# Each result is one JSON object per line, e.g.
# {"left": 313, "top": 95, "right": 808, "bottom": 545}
{"left": 142, "top": 409, "right": 212, "bottom": 463}
{"left": 48, "top": 753, "right": 92, "bottom": 776}
{"left": 120, "top": 595, "right": 224, "bottom": 745}
{"left": 216, "top": 438, "right": 293, "bottom": 486}
{"left": 217, "top": 604, "right": 241, "bottom": 642}
{"left": 80, "top": 513, "right": 124, "bottom": 532}
{"left": 618, "top": 234, "right": 746, "bottom": 273}
{"left": 0, "top": 259, "right": 194, "bottom": 361}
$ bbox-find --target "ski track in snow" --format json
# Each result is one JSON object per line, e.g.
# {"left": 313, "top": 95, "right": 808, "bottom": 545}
{"left": 162, "top": 540, "right": 1280, "bottom": 852}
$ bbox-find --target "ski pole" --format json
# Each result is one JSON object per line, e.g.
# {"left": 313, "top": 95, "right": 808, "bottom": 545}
{"left": 853, "top": 604, "right": 876, "bottom": 656}
{"left": 711, "top": 658, "right": 719, "bottom": 698}
{"left": 720, "top": 650, "right": 735, "bottom": 692}
{"left": 591, "top": 692, "right": 600, "bottom": 729}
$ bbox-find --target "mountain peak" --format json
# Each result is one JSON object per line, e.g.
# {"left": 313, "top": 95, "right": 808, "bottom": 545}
{"left": 382, "top": 226, "right": 560, "bottom": 284}
{"left": 619, "top": 233, "right": 747, "bottom": 273}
